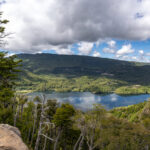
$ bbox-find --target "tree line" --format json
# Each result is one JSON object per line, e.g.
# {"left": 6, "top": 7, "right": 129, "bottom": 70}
{"left": 0, "top": 51, "right": 150, "bottom": 149}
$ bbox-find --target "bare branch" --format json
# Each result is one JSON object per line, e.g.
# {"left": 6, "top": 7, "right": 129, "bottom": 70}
{"left": 40, "top": 134, "right": 55, "bottom": 142}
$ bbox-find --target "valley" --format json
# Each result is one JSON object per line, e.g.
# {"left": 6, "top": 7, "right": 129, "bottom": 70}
{"left": 17, "top": 53, "right": 150, "bottom": 95}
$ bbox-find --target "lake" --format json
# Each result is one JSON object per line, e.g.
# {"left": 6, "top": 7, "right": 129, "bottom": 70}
{"left": 27, "top": 92, "right": 150, "bottom": 110}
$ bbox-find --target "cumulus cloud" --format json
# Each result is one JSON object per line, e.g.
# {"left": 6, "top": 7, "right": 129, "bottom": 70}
{"left": 102, "top": 42, "right": 140, "bottom": 61}
{"left": 131, "top": 56, "right": 138, "bottom": 60}
{"left": 1, "top": 0, "right": 150, "bottom": 54}
{"left": 92, "top": 51, "right": 101, "bottom": 57}
{"left": 103, "top": 47, "right": 115, "bottom": 54}
{"left": 49, "top": 45, "right": 73, "bottom": 55}
{"left": 77, "top": 42, "right": 94, "bottom": 55}
{"left": 139, "top": 50, "right": 144, "bottom": 55}
{"left": 107, "top": 40, "right": 116, "bottom": 48}
{"left": 116, "top": 44, "right": 134, "bottom": 57}
{"left": 116, "top": 48, "right": 150, "bottom": 62}
{"left": 102, "top": 40, "right": 116, "bottom": 54}
{"left": 137, "top": 49, "right": 150, "bottom": 62}
{"left": 138, "top": 50, "right": 150, "bottom": 57}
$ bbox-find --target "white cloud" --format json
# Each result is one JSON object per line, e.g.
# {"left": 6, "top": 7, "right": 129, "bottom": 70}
{"left": 5, "top": 52, "right": 15, "bottom": 57}
{"left": 107, "top": 40, "right": 116, "bottom": 48}
{"left": 138, "top": 50, "right": 150, "bottom": 58}
{"left": 92, "top": 51, "right": 101, "bottom": 57}
{"left": 119, "top": 55, "right": 130, "bottom": 60}
{"left": 102, "top": 41, "right": 150, "bottom": 62}
{"left": 50, "top": 45, "right": 73, "bottom": 55}
{"left": 103, "top": 42, "right": 135, "bottom": 60}
{"left": 116, "top": 44, "right": 134, "bottom": 57}
{"left": 131, "top": 56, "right": 137, "bottom": 60}
{"left": 139, "top": 50, "right": 144, "bottom": 55}
{"left": 102, "top": 40, "right": 116, "bottom": 54}
{"left": 77, "top": 42, "right": 94, "bottom": 55}
{"left": 95, "top": 39, "right": 105, "bottom": 47}
{"left": 55, "top": 48, "right": 73, "bottom": 55}
{"left": 117, "top": 51, "right": 150, "bottom": 62}
{"left": 118, "top": 55, "right": 139, "bottom": 62}
{"left": 1, "top": 0, "right": 150, "bottom": 53}
{"left": 103, "top": 47, "right": 115, "bottom": 54}
{"left": 135, "top": 50, "right": 150, "bottom": 62}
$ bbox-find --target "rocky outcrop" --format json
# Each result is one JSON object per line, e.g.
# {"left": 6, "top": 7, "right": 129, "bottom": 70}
{"left": 0, "top": 124, "right": 28, "bottom": 150}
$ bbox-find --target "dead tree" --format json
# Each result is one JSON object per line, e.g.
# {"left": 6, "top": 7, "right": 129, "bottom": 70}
{"left": 34, "top": 94, "right": 55, "bottom": 150}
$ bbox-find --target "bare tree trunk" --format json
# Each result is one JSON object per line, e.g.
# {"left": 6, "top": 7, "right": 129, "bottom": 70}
{"left": 14, "top": 105, "right": 20, "bottom": 127}
{"left": 86, "top": 128, "right": 95, "bottom": 150}
{"left": 31, "top": 106, "right": 37, "bottom": 146}
{"left": 53, "top": 128, "right": 62, "bottom": 150}
{"left": 12, "top": 97, "right": 17, "bottom": 116}
{"left": 78, "top": 135, "right": 84, "bottom": 150}
{"left": 145, "top": 145, "right": 149, "bottom": 150}
{"left": 48, "top": 124, "right": 53, "bottom": 150}
{"left": 73, "top": 133, "right": 82, "bottom": 150}
{"left": 43, "top": 134, "right": 47, "bottom": 150}
{"left": 27, "top": 127, "right": 31, "bottom": 144}
{"left": 87, "top": 141, "right": 94, "bottom": 150}
{"left": 34, "top": 94, "right": 46, "bottom": 150}
{"left": 34, "top": 121, "right": 42, "bottom": 150}
{"left": 89, "top": 147, "right": 93, "bottom": 150}
{"left": 30, "top": 120, "right": 36, "bottom": 146}
{"left": 21, "top": 104, "right": 24, "bottom": 120}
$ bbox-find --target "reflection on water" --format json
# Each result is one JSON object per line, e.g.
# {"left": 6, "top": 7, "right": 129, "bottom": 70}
{"left": 27, "top": 92, "right": 150, "bottom": 110}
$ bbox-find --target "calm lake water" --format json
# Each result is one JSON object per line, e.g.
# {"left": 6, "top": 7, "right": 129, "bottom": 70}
{"left": 27, "top": 92, "right": 150, "bottom": 110}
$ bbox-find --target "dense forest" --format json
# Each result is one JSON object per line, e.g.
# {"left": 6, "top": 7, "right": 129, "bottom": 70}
{"left": 17, "top": 54, "right": 150, "bottom": 95}
{"left": 0, "top": 51, "right": 150, "bottom": 150}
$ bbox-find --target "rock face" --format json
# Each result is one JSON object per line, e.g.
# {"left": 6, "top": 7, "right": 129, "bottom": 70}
{"left": 0, "top": 124, "right": 28, "bottom": 150}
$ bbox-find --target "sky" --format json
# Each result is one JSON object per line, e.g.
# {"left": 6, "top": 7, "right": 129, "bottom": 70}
{"left": 1, "top": 0, "right": 150, "bottom": 62}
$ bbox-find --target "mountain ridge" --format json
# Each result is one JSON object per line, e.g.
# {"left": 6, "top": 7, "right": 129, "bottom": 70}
{"left": 16, "top": 53, "right": 150, "bottom": 94}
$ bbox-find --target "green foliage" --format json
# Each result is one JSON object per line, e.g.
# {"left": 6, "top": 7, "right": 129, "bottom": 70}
{"left": 110, "top": 102, "right": 146, "bottom": 122}
{"left": 1, "top": 32, "right": 150, "bottom": 149}
{"left": 99, "top": 116, "right": 150, "bottom": 150}
{"left": 140, "top": 99, "right": 150, "bottom": 119}
{"left": 53, "top": 103, "right": 75, "bottom": 128}
{"left": 46, "top": 99, "right": 58, "bottom": 121}
{"left": 17, "top": 72, "right": 126, "bottom": 94}
{"left": 0, "top": 107, "right": 14, "bottom": 124}
{"left": 0, "top": 12, "right": 9, "bottom": 44}
{"left": 0, "top": 14, "right": 21, "bottom": 126}
{"left": 17, "top": 53, "right": 150, "bottom": 95}
{"left": 0, "top": 52, "right": 21, "bottom": 126}
{"left": 74, "top": 105, "right": 107, "bottom": 150}
{"left": 115, "top": 85, "right": 150, "bottom": 95}
{"left": 0, "top": 52, "right": 21, "bottom": 106}
{"left": 1, "top": 92, "right": 150, "bottom": 150}
{"left": 17, "top": 53, "right": 150, "bottom": 86}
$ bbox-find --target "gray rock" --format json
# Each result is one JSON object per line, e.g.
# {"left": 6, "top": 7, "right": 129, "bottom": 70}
{"left": 0, "top": 124, "right": 28, "bottom": 150}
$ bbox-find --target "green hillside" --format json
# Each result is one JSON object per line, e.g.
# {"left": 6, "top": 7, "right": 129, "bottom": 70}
{"left": 17, "top": 54, "right": 150, "bottom": 94}
{"left": 2, "top": 52, "right": 150, "bottom": 150}
{"left": 111, "top": 100, "right": 150, "bottom": 128}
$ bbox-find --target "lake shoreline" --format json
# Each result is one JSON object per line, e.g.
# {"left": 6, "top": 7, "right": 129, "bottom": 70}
{"left": 17, "top": 89, "right": 150, "bottom": 96}
{"left": 26, "top": 91, "right": 150, "bottom": 110}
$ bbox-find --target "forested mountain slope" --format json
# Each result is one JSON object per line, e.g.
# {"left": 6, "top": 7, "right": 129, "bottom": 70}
{"left": 17, "top": 54, "right": 150, "bottom": 94}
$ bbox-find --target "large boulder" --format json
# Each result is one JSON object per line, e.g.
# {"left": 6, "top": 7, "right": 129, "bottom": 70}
{"left": 0, "top": 124, "right": 28, "bottom": 150}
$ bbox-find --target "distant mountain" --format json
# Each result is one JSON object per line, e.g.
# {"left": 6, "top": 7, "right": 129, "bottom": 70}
{"left": 17, "top": 53, "right": 150, "bottom": 85}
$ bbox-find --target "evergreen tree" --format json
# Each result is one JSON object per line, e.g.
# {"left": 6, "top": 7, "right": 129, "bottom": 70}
{"left": 0, "top": 12, "right": 21, "bottom": 123}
